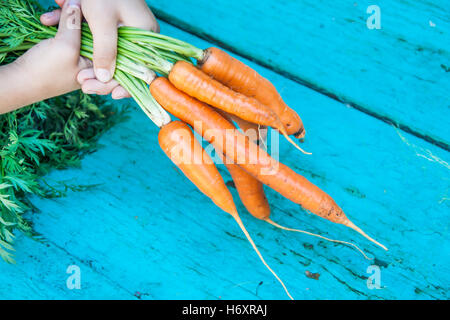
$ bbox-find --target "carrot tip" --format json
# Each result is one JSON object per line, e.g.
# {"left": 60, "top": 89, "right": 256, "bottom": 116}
{"left": 276, "top": 123, "right": 311, "bottom": 155}
{"left": 265, "top": 219, "right": 372, "bottom": 260}
{"left": 232, "top": 215, "right": 294, "bottom": 300}
{"left": 283, "top": 132, "right": 312, "bottom": 155}
{"left": 345, "top": 220, "right": 388, "bottom": 251}
{"left": 294, "top": 128, "right": 306, "bottom": 140}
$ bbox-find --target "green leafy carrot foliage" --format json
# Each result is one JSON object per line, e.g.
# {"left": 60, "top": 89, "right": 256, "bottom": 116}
{"left": 0, "top": 89, "right": 128, "bottom": 263}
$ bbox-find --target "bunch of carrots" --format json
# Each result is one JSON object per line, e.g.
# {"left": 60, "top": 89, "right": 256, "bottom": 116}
{"left": 2, "top": 1, "right": 387, "bottom": 299}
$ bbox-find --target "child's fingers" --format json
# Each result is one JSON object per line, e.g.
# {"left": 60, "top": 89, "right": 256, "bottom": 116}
{"left": 81, "top": 78, "right": 120, "bottom": 96}
{"left": 77, "top": 68, "right": 96, "bottom": 85}
{"left": 40, "top": 9, "right": 62, "bottom": 26}
{"left": 89, "top": 21, "right": 118, "bottom": 83}
{"left": 82, "top": 3, "right": 118, "bottom": 84}
{"left": 77, "top": 68, "right": 130, "bottom": 99}
{"left": 55, "top": 0, "right": 82, "bottom": 43}
{"left": 111, "top": 86, "right": 131, "bottom": 100}
{"left": 118, "top": 2, "right": 160, "bottom": 33}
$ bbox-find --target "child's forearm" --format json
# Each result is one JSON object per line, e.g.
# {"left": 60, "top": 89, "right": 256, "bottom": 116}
{"left": 0, "top": 58, "right": 75, "bottom": 114}
{"left": 0, "top": 61, "right": 45, "bottom": 114}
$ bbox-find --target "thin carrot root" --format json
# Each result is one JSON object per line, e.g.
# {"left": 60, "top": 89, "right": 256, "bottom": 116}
{"left": 280, "top": 128, "right": 312, "bottom": 155}
{"left": 275, "top": 119, "right": 310, "bottom": 155}
{"left": 344, "top": 220, "right": 388, "bottom": 251}
{"left": 265, "top": 219, "right": 372, "bottom": 260}
{"left": 230, "top": 213, "right": 294, "bottom": 300}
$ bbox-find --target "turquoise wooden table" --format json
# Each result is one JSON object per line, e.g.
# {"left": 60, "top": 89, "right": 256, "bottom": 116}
{"left": 0, "top": 0, "right": 449, "bottom": 299}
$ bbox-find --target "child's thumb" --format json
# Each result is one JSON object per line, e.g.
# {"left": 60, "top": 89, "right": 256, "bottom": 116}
{"left": 55, "top": 0, "right": 82, "bottom": 43}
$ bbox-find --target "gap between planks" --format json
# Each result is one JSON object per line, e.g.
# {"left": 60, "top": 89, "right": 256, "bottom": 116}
{"left": 153, "top": 9, "right": 450, "bottom": 153}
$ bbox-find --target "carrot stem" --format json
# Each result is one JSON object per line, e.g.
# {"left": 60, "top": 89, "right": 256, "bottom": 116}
{"left": 80, "top": 46, "right": 156, "bottom": 84}
{"left": 117, "top": 26, "right": 204, "bottom": 60}
{"left": 114, "top": 69, "right": 171, "bottom": 127}
{"left": 81, "top": 25, "right": 172, "bottom": 75}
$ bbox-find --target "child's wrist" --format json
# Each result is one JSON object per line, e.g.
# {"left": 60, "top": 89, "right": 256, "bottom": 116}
{"left": 11, "top": 59, "right": 42, "bottom": 97}
{"left": 0, "top": 59, "right": 51, "bottom": 113}
{"left": 0, "top": 62, "right": 28, "bottom": 112}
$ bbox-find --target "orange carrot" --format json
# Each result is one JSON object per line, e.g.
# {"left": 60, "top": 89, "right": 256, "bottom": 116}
{"left": 223, "top": 158, "right": 370, "bottom": 259}
{"left": 167, "top": 61, "right": 310, "bottom": 155}
{"left": 199, "top": 47, "right": 305, "bottom": 138}
{"left": 229, "top": 114, "right": 268, "bottom": 146}
{"left": 219, "top": 121, "right": 370, "bottom": 259}
{"left": 158, "top": 120, "right": 293, "bottom": 299}
{"left": 220, "top": 153, "right": 271, "bottom": 220}
{"left": 159, "top": 121, "right": 236, "bottom": 214}
{"left": 213, "top": 109, "right": 267, "bottom": 146}
{"left": 213, "top": 112, "right": 271, "bottom": 221}
{"left": 151, "top": 78, "right": 387, "bottom": 251}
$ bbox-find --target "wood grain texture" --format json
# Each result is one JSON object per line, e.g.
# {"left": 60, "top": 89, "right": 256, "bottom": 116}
{"left": 1, "top": 20, "right": 448, "bottom": 300}
{"left": 0, "top": 235, "right": 133, "bottom": 299}
{"left": 149, "top": 0, "right": 450, "bottom": 149}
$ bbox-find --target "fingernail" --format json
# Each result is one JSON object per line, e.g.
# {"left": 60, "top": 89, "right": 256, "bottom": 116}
{"left": 95, "top": 68, "right": 112, "bottom": 83}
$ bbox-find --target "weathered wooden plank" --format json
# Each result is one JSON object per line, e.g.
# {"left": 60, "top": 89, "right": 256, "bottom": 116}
{"left": 0, "top": 235, "right": 133, "bottom": 299}
{"left": 150, "top": 0, "right": 450, "bottom": 149}
{"left": 1, "top": 21, "right": 448, "bottom": 300}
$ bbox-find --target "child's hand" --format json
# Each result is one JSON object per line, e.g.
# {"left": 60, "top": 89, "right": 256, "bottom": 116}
{"left": 55, "top": 0, "right": 159, "bottom": 85}
{"left": 0, "top": 0, "right": 87, "bottom": 113}
{"left": 41, "top": 1, "right": 131, "bottom": 100}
